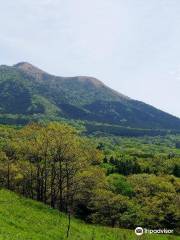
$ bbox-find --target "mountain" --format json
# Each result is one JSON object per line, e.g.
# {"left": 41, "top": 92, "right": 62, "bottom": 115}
{"left": 0, "top": 62, "right": 180, "bottom": 134}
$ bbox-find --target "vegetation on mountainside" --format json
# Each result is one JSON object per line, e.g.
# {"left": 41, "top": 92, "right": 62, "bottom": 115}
{"left": 0, "top": 123, "right": 179, "bottom": 238}
{"left": 0, "top": 60, "right": 180, "bottom": 235}
{"left": 1, "top": 63, "right": 180, "bottom": 133}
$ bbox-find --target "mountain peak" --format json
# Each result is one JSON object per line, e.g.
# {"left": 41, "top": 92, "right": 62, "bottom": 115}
{"left": 14, "top": 62, "right": 42, "bottom": 70}
{"left": 13, "top": 62, "right": 128, "bottom": 100}
{"left": 73, "top": 76, "right": 105, "bottom": 88}
{"left": 14, "top": 61, "right": 31, "bottom": 67}
{"left": 14, "top": 62, "right": 47, "bottom": 80}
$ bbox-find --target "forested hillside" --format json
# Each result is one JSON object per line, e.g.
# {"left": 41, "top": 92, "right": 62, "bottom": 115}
{"left": 0, "top": 63, "right": 180, "bottom": 239}
{"left": 0, "top": 62, "right": 180, "bottom": 135}
{"left": 0, "top": 123, "right": 179, "bottom": 238}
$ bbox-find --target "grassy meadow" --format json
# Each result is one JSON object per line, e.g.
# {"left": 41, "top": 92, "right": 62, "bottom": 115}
{"left": 0, "top": 189, "right": 179, "bottom": 240}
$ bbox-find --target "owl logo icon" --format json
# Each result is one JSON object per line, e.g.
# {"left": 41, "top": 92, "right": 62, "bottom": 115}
{"left": 135, "top": 227, "right": 144, "bottom": 236}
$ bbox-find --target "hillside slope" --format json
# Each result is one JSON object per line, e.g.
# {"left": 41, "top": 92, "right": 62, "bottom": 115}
{"left": 0, "top": 62, "right": 180, "bottom": 132}
{"left": 0, "top": 189, "right": 179, "bottom": 240}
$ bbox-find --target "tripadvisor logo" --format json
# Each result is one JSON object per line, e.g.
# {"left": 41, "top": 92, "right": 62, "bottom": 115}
{"left": 135, "top": 227, "right": 174, "bottom": 235}
{"left": 135, "top": 227, "right": 143, "bottom": 236}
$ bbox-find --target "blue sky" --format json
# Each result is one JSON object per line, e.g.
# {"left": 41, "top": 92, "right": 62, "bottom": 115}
{"left": 1, "top": 0, "right": 180, "bottom": 117}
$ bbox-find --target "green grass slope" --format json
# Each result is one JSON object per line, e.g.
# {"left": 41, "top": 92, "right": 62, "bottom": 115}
{"left": 0, "top": 189, "right": 179, "bottom": 240}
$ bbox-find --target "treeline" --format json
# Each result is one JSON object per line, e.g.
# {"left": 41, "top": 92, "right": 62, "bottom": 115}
{"left": 0, "top": 123, "right": 179, "bottom": 232}
{"left": 85, "top": 123, "right": 170, "bottom": 137}
{"left": 102, "top": 154, "right": 180, "bottom": 177}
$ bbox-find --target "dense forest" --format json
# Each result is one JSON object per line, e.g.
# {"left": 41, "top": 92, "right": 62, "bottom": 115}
{"left": 0, "top": 122, "right": 179, "bottom": 236}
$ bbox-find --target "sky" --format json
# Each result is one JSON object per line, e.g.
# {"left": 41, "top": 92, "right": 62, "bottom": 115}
{"left": 1, "top": 0, "right": 180, "bottom": 117}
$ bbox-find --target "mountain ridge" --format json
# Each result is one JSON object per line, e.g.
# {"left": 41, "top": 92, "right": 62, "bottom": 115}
{"left": 0, "top": 62, "right": 180, "bottom": 134}
{"left": 13, "top": 62, "right": 130, "bottom": 101}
